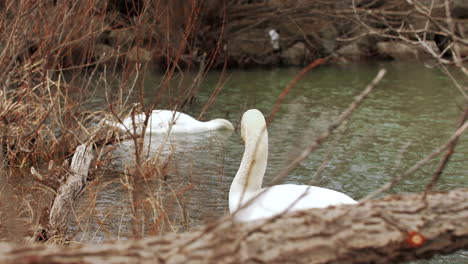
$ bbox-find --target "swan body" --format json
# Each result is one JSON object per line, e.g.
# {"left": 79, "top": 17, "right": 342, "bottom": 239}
{"left": 108, "top": 110, "right": 234, "bottom": 134}
{"left": 229, "top": 109, "right": 357, "bottom": 222}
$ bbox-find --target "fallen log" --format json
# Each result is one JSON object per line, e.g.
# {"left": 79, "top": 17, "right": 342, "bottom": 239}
{"left": 1, "top": 188, "right": 467, "bottom": 263}
{"left": 47, "top": 144, "right": 93, "bottom": 241}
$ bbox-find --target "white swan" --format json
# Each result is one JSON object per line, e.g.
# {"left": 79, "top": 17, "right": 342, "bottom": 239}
{"left": 229, "top": 109, "right": 357, "bottom": 222}
{"left": 107, "top": 110, "right": 234, "bottom": 134}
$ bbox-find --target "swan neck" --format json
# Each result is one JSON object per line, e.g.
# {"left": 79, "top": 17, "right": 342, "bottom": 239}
{"left": 229, "top": 126, "right": 268, "bottom": 210}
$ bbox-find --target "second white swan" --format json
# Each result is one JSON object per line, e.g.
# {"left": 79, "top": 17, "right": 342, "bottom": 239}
{"left": 107, "top": 110, "right": 234, "bottom": 134}
{"left": 229, "top": 109, "right": 357, "bottom": 222}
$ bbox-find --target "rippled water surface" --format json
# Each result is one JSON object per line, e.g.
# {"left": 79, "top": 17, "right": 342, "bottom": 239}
{"left": 78, "top": 62, "right": 467, "bottom": 263}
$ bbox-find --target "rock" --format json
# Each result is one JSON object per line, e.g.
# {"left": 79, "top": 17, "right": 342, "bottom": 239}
{"left": 453, "top": 0, "right": 468, "bottom": 18}
{"left": 452, "top": 20, "right": 468, "bottom": 58}
{"left": 126, "top": 46, "right": 152, "bottom": 63}
{"left": 267, "top": 0, "right": 294, "bottom": 8}
{"left": 336, "top": 43, "right": 365, "bottom": 61}
{"left": 280, "top": 42, "right": 309, "bottom": 66}
{"left": 112, "top": 0, "right": 144, "bottom": 17}
{"left": 459, "top": 20, "right": 468, "bottom": 37}
{"left": 108, "top": 29, "right": 136, "bottom": 48}
{"left": 225, "top": 29, "right": 274, "bottom": 67}
{"left": 454, "top": 43, "right": 468, "bottom": 57}
{"left": 376, "top": 41, "right": 439, "bottom": 60}
{"left": 318, "top": 23, "right": 338, "bottom": 54}
{"left": 354, "top": 0, "right": 385, "bottom": 8}
{"left": 93, "top": 43, "right": 116, "bottom": 62}
{"left": 335, "top": 33, "right": 381, "bottom": 62}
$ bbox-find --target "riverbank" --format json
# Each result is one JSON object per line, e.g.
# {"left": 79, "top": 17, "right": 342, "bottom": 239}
{"left": 2, "top": 0, "right": 467, "bottom": 71}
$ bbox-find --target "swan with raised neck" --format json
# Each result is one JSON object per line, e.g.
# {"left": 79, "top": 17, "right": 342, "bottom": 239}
{"left": 229, "top": 109, "right": 357, "bottom": 222}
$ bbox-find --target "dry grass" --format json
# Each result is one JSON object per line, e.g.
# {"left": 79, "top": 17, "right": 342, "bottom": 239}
{"left": 0, "top": 0, "right": 222, "bottom": 242}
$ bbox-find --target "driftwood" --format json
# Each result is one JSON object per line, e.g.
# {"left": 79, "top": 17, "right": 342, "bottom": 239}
{"left": 1, "top": 188, "right": 467, "bottom": 264}
{"left": 47, "top": 144, "right": 93, "bottom": 239}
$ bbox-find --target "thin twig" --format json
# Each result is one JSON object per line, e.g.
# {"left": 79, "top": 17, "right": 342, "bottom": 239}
{"left": 270, "top": 68, "right": 387, "bottom": 185}
{"left": 266, "top": 58, "right": 327, "bottom": 126}
{"left": 423, "top": 106, "right": 468, "bottom": 198}
{"left": 362, "top": 117, "right": 468, "bottom": 202}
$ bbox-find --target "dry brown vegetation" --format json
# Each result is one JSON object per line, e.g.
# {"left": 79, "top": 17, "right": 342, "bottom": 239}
{"left": 0, "top": 0, "right": 218, "bottom": 242}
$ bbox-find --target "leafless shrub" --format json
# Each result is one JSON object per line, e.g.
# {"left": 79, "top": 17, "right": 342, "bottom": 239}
{"left": 0, "top": 0, "right": 219, "bottom": 242}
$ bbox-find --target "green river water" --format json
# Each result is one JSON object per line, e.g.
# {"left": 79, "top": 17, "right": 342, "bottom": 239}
{"left": 76, "top": 61, "right": 467, "bottom": 263}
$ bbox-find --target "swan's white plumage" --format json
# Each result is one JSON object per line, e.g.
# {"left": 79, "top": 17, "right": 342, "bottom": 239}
{"left": 108, "top": 110, "right": 234, "bottom": 134}
{"left": 229, "top": 109, "right": 357, "bottom": 222}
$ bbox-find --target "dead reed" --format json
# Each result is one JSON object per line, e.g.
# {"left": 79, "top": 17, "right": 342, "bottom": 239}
{"left": 0, "top": 0, "right": 222, "bottom": 242}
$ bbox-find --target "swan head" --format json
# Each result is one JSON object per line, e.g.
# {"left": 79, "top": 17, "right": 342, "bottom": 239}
{"left": 241, "top": 109, "right": 266, "bottom": 143}
{"left": 207, "top": 118, "right": 235, "bottom": 130}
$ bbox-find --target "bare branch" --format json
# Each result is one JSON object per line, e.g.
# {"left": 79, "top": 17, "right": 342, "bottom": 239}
{"left": 270, "top": 68, "right": 387, "bottom": 185}
{"left": 423, "top": 106, "right": 468, "bottom": 197}
{"left": 363, "top": 117, "right": 468, "bottom": 202}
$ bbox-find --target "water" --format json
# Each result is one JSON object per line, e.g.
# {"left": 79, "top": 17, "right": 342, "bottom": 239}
{"left": 78, "top": 62, "right": 467, "bottom": 262}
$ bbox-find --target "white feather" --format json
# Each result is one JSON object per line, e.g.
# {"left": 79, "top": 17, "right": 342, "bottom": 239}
{"left": 229, "top": 109, "right": 357, "bottom": 222}
{"left": 107, "top": 110, "right": 234, "bottom": 134}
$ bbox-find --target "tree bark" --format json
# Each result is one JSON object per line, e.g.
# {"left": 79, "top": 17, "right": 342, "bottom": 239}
{"left": 1, "top": 188, "right": 467, "bottom": 263}
{"left": 47, "top": 144, "right": 93, "bottom": 240}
